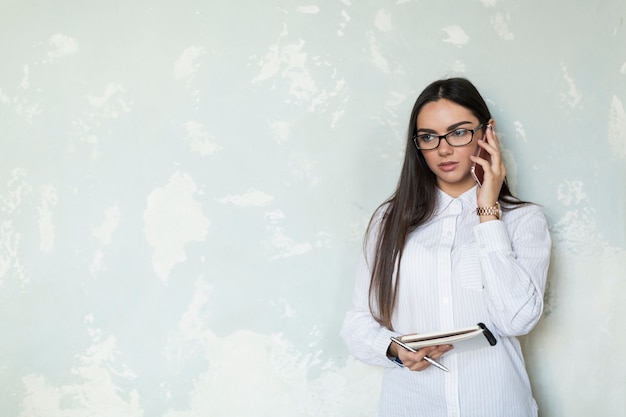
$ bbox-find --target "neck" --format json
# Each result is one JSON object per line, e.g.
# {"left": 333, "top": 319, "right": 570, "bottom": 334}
{"left": 437, "top": 177, "right": 476, "bottom": 197}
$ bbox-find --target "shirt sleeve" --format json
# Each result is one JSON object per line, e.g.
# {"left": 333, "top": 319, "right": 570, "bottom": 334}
{"left": 340, "top": 208, "right": 400, "bottom": 368}
{"left": 473, "top": 203, "right": 551, "bottom": 337}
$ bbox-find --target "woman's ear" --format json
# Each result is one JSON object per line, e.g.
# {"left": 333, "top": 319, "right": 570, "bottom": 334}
{"left": 488, "top": 118, "right": 496, "bottom": 129}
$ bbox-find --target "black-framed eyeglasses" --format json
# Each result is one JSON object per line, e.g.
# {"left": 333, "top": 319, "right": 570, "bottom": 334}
{"left": 413, "top": 123, "right": 485, "bottom": 150}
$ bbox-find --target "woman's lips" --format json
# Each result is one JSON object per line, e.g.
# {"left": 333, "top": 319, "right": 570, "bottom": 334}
{"left": 438, "top": 162, "right": 458, "bottom": 172}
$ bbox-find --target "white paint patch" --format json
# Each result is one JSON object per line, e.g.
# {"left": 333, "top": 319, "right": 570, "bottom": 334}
{"left": 491, "top": 12, "right": 514, "bottom": 40}
{"left": 20, "top": 65, "right": 30, "bottom": 89}
{"left": 0, "top": 86, "right": 42, "bottom": 122}
{"left": 268, "top": 120, "right": 290, "bottom": 144}
{"left": 251, "top": 32, "right": 318, "bottom": 103}
{"left": 551, "top": 209, "right": 618, "bottom": 256}
{"left": 451, "top": 60, "right": 466, "bottom": 73}
{"left": 163, "top": 284, "right": 381, "bottom": 416}
{"left": 93, "top": 205, "right": 121, "bottom": 245}
{"left": 2, "top": 168, "right": 30, "bottom": 214}
{"left": 263, "top": 210, "right": 312, "bottom": 259}
{"left": 287, "top": 152, "right": 319, "bottom": 186}
{"left": 183, "top": 120, "right": 221, "bottom": 156}
{"left": 442, "top": 26, "right": 469, "bottom": 47}
{"left": 608, "top": 96, "right": 626, "bottom": 158}
{"left": 264, "top": 225, "right": 312, "bottom": 260}
{"left": 0, "top": 87, "right": 9, "bottom": 104}
{"left": 513, "top": 121, "right": 527, "bottom": 141}
{"left": 89, "top": 249, "right": 104, "bottom": 277}
{"left": 175, "top": 46, "right": 205, "bottom": 80}
{"left": 367, "top": 31, "right": 390, "bottom": 73}
{"left": 375, "top": 9, "right": 392, "bottom": 32}
{"left": 47, "top": 33, "right": 79, "bottom": 58}
{"left": 0, "top": 169, "right": 31, "bottom": 284}
{"left": 560, "top": 64, "right": 582, "bottom": 108}
{"left": 19, "top": 326, "right": 142, "bottom": 416}
{"left": 218, "top": 190, "right": 274, "bottom": 207}
{"left": 272, "top": 298, "right": 296, "bottom": 318}
{"left": 338, "top": 9, "right": 351, "bottom": 36}
{"left": 314, "top": 231, "right": 332, "bottom": 248}
{"left": 178, "top": 278, "right": 213, "bottom": 341}
{"left": 144, "top": 171, "right": 210, "bottom": 281}
{"left": 265, "top": 209, "right": 286, "bottom": 221}
{"left": 88, "top": 83, "right": 125, "bottom": 108}
{"left": 37, "top": 185, "right": 57, "bottom": 253}
{"left": 620, "top": 62, "right": 626, "bottom": 74}
{"left": 297, "top": 5, "right": 320, "bottom": 14}
{"left": 282, "top": 41, "right": 317, "bottom": 101}
{"left": 557, "top": 180, "right": 587, "bottom": 206}
{"left": 250, "top": 25, "right": 285, "bottom": 83}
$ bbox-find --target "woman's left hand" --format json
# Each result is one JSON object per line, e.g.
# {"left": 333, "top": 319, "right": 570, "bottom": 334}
{"left": 470, "top": 124, "right": 506, "bottom": 210}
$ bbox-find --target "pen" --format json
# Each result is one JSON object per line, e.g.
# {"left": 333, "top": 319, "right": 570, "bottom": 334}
{"left": 390, "top": 336, "right": 450, "bottom": 372}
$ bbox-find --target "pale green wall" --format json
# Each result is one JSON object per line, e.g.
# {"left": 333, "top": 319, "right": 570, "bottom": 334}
{"left": 1, "top": 1, "right": 625, "bottom": 416}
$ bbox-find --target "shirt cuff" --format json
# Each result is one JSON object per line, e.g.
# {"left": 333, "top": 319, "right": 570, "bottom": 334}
{"left": 473, "top": 219, "right": 512, "bottom": 253}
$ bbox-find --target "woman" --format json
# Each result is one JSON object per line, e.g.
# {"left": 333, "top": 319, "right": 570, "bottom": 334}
{"left": 341, "top": 78, "right": 551, "bottom": 417}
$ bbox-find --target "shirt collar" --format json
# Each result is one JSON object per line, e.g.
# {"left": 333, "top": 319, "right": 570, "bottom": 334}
{"left": 434, "top": 186, "right": 478, "bottom": 215}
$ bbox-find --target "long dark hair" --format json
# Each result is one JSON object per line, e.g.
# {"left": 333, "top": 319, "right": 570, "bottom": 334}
{"left": 367, "top": 78, "right": 525, "bottom": 330}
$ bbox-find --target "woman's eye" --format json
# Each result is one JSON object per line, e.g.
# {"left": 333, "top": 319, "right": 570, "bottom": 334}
{"left": 451, "top": 129, "right": 468, "bottom": 137}
{"left": 418, "top": 134, "right": 435, "bottom": 142}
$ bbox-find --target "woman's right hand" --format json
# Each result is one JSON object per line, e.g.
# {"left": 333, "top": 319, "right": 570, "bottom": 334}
{"left": 391, "top": 344, "right": 453, "bottom": 371}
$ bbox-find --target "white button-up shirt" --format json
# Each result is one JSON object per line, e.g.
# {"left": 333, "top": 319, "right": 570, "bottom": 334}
{"left": 341, "top": 187, "right": 551, "bottom": 417}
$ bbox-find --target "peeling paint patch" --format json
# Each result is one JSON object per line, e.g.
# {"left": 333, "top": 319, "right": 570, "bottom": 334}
{"left": 251, "top": 34, "right": 318, "bottom": 103}
{"left": 20, "top": 327, "right": 142, "bottom": 417}
{"left": 287, "top": 153, "right": 319, "bottom": 186}
{"left": 442, "top": 26, "right": 469, "bottom": 47}
{"left": 491, "top": 12, "right": 514, "bottom": 40}
{"left": 551, "top": 209, "right": 617, "bottom": 256}
{"left": 38, "top": 185, "right": 57, "bottom": 253}
{"left": 557, "top": 180, "right": 587, "bottom": 206}
{"left": 93, "top": 205, "right": 121, "bottom": 245}
{"left": 337, "top": 9, "right": 351, "bottom": 36}
{"left": 560, "top": 64, "right": 582, "bottom": 108}
{"left": 268, "top": 120, "right": 290, "bottom": 144}
{"left": 47, "top": 33, "right": 79, "bottom": 58}
{"left": 144, "top": 171, "right": 210, "bottom": 281}
{"left": 163, "top": 283, "right": 381, "bottom": 416}
{"left": 218, "top": 190, "right": 274, "bottom": 207}
{"left": 175, "top": 46, "right": 205, "bottom": 80}
{"left": 451, "top": 60, "right": 466, "bottom": 73}
{"left": 0, "top": 169, "right": 31, "bottom": 285}
{"left": 513, "top": 121, "right": 526, "bottom": 142}
{"left": 608, "top": 96, "right": 626, "bottom": 158}
{"left": 263, "top": 212, "right": 312, "bottom": 260}
{"left": 367, "top": 32, "right": 390, "bottom": 73}
{"left": 375, "top": 9, "right": 392, "bottom": 32}
{"left": 183, "top": 120, "right": 221, "bottom": 156}
{"left": 20, "top": 65, "right": 30, "bottom": 89}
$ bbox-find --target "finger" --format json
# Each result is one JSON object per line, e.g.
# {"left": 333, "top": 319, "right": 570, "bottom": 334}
{"left": 485, "top": 124, "right": 500, "bottom": 146}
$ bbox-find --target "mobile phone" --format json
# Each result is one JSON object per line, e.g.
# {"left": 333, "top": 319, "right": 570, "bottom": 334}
{"left": 471, "top": 126, "right": 492, "bottom": 187}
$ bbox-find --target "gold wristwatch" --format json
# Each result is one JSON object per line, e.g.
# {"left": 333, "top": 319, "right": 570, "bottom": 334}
{"left": 476, "top": 202, "right": 502, "bottom": 219}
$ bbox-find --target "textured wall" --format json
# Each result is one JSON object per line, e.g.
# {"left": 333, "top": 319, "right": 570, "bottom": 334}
{"left": 1, "top": 1, "right": 625, "bottom": 416}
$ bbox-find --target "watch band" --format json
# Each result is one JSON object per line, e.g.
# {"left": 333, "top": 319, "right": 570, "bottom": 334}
{"left": 476, "top": 202, "right": 501, "bottom": 219}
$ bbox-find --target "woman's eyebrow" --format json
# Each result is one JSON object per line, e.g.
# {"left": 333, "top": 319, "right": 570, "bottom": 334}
{"left": 416, "top": 121, "right": 473, "bottom": 133}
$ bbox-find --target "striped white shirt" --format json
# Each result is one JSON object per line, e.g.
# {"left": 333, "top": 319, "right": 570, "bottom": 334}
{"left": 341, "top": 187, "right": 551, "bottom": 417}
